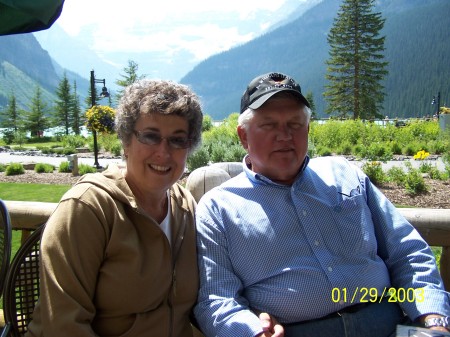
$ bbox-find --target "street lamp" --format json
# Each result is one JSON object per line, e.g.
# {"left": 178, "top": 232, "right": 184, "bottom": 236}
{"left": 90, "top": 69, "right": 110, "bottom": 169}
{"left": 431, "top": 91, "right": 441, "bottom": 120}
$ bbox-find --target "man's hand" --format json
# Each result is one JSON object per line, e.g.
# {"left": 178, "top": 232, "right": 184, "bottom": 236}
{"left": 418, "top": 314, "right": 449, "bottom": 332}
{"left": 256, "top": 312, "right": 284, "bottom": 337}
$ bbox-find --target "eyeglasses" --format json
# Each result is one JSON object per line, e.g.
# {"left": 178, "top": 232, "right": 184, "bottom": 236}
{"left": 133, "top": 130, "right": 191, "bottom": 149}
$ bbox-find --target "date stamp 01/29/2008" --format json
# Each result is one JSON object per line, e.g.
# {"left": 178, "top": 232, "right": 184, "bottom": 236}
{"left": 331, "top": 287, "right": 425, "bottom": 304}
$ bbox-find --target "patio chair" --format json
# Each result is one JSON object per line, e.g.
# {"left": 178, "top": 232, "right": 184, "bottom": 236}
{"left": 3, "top": 225, "right": 44, "bottom": 337}
{"left": 0, "top": 200, "right": 12, "bottom": 298}
{"left": 0, "top": 200, "right": 12, "bottom": 337}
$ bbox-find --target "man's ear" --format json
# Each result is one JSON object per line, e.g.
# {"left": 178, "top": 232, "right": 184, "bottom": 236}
{"left": 237, "top": 125, "right": 248, "bottom": 150}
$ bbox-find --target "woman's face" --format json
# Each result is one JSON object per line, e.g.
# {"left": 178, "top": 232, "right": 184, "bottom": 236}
{"left": 123, "top": 113, "right": 190, "bottom": 198}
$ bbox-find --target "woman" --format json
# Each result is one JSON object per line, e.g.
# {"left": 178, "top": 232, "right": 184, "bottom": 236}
{"left": 26, "top": 79, "right": 203, "bottom": 337}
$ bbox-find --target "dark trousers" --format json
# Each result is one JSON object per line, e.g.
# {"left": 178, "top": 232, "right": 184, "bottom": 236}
{"left": 283, "top": 298, "right": 408, "bottom": 337}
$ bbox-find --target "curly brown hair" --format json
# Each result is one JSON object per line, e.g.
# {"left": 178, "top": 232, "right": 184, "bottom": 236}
{"left": 115, "top": 79, "right": 203, "bottom": 153}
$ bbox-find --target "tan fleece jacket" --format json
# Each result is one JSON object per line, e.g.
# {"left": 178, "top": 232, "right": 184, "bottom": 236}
{"left": 25, "top": 164, "right": 199, "bottom": 337}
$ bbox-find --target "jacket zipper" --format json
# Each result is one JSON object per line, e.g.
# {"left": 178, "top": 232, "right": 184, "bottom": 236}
{"left": 168, "top": 212, "right": 188, "bottom": 337}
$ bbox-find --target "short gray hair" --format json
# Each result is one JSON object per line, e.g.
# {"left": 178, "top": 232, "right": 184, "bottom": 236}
{"left": 115, "top": 79, "right": 203, "bottom": 153}
{"left": 238, "top": 100, "right": 312, "bottom": 130}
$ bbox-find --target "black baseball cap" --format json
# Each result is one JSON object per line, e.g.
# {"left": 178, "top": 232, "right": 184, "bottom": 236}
{"left": 240, "top": 72, "right": 310, "bottom": 113}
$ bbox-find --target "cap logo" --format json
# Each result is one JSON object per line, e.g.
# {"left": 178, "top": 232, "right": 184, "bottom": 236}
{"left": 240, "top": 72, "right": 310, "bottom": 113}
{"left": 262, "top": 84, "right": 295, "bottom": 92}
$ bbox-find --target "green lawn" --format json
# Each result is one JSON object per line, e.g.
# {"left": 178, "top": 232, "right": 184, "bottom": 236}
{"left": 0, "top": 182, "right": 71, "bottom": 202}
{"left": 0, "top": 182, "right": 70, "bottom": 310}
{"left": 0, "top": 182, "right": 71, "bottom": 274}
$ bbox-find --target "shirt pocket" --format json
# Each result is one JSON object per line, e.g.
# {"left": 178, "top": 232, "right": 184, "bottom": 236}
{"left": 328, "top": 194, "right": 377, "bottom": 257}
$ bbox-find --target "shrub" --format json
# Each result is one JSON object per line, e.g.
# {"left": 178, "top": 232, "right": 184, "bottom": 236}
{"left": 110, "top": 143, "right": 122, "bottom": 157}
{"left": 418, "top": 162, "right": 433, "bottom": 174}
{"left": 59, "top": 161, "right": 71, "bottom": 173}
{"left": 362, "top": 161, "right": 386, "bottom": 186}
{"left": 336, "top": 141, "right": 353, "bottom": 155}
{"left": 34, "top": 163, "right": 54, "bottom": 173}
{"left": 222, "top": 144, "right": 247, "bottom": 163}
{"left": 443, "top": 152, "right": 450, "bottom": 167}
{"left": 37, "top": 146, "right": 53, "bottom": 154}
{"left": 386, "top": 166, "right": 406, "bottom": 186}
{"left": 100, "top": 133, "right": 120, "bottom": 153}
{"left": 390, "top": 141, "right": 402, "bottom": 155}
{"left": 187, "top": 146, "right": 210, "bottom": 172}
{"left": 402, "top": 143, "right": 419, "bottom": 156}
{"left": 5, "top": 163, "right": 25, "bottom": 176}
{"left": 404, "top": 169, "right": 428, "bottom": 195}
{"left": 202, "top": 115, "right": 214, "bottom": 132}
{"left": 210, "top": 142, "right": 228, "bottom": 163}
{"left": 364, "top": 143, "right": 393, "bottom": 162}
{"left": 62, "top": 135, "right": 86, "bottom": 149}
{"left": 428, "top": 166, "right": 446, "bottom": 180}
{"left": 62, "top": 147, "right": 76, "bottom": 155}
{"left": 307, "top": 139, "right": 317, "bottom": 158}
{"left": 0, "top": 164, "right": 6, "bottom": 172}
{"left": 352, "top": 144, "right": 365, "bottom": 159}
{"left": 28, "top": 136, "right": 53, "bottom": 143}
{"left": 78, "top": 163, "right": 97, "bottom": 175}
{"left": 1, "top": 129, "right": 15, "bottom": 144}
{"left": 316, "top": 146, "right": 333, "bottom": 156}
{"left": 429, "top": 140, "right": 448, "bottom": 155}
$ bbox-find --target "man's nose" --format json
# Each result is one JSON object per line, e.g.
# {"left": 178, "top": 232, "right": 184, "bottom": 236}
{"left": 276, "top": 125, "right": 293, "bottom": 140}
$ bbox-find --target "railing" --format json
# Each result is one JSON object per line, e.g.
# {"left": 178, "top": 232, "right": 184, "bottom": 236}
{"left": 3, "top": 201, "right": 450, "bottom": 290}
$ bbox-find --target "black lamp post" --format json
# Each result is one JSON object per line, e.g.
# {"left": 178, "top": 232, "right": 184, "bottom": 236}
{"left": 431, "top": 91, "right": 441, "bottom": 120}
{"left": 90, "top": 70, "right": 110, "bottom": 169}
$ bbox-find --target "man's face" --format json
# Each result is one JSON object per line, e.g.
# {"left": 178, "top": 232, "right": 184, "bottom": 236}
{"left": 237, "top": 96, "right": 309, "bottom": 185}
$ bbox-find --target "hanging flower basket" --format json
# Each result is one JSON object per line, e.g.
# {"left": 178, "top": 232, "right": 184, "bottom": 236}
{"left": 85, "top": 105, "right": 116, "bottom": 134}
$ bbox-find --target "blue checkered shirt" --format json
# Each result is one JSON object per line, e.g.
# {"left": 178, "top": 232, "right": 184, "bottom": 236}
{"left": 194, "top": 156, "right": 450, "bottom": 337}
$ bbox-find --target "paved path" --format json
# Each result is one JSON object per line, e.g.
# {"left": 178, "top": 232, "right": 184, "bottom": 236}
{"left": 0, "top": 151, "right": 446, "bottom": 171}
{"left": 0, "top": 151, "right": 124, "bottom": 168}
{"left": 351, "top": 157, "right": 446, "bottom": 171}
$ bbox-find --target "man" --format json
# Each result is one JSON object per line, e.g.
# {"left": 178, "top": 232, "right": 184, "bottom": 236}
{"left": 194, "top": 72, "right": 450, "bottom": 337}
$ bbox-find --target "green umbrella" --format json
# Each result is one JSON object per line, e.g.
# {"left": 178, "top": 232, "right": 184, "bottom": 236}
{"left": 0, "top": 0, "right": 65, "bottom": 35}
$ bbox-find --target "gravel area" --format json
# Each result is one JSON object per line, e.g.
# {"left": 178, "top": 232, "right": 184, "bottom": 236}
{"left": 0, "top": 170, "right": 81, "bottom": 185}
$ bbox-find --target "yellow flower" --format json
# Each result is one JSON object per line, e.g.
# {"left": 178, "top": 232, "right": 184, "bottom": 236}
{"left": 413, "top": 150, "right": 429, "bottom": 161}
{"left": 85, "top": 105, "right": 116, "bottom": 133}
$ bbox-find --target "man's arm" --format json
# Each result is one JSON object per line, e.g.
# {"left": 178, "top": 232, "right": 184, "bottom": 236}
{"left": 362, "top": 170, "right": 450, "bottom": 321}
{"left": 194, "top": 210, "right": 265, "bottom": 337}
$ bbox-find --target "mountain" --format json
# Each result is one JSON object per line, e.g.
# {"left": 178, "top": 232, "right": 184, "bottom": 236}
{"left": 180, "top": 0, "right": 450, "bottom": 120}
{"left": 32, "top": 0, "right": 315, "bottom": 85}
{"left": 0, "top": 0, "right": 319, "bottom": 113}
{"left": 0, "top": 33, "right": 90, "bottom": 111}
{"left": 33, "top": 24, "right": 120, "bottom": 91}
{"left": 1, "top": 0, "right": 449, "bottom": 122}
{"left": 0, "top": 34, "right": 57, "bottom": 110}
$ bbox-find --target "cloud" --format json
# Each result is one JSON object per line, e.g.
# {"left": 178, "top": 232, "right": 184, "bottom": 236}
{"left": 57, "top": 0, "right": 289, "bottom": 60}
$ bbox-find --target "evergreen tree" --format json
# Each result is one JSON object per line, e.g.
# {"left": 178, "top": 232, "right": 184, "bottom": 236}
{"left": 324, "top": 0, "right": 388, "bottom": 120}
{"left": 115, "top": 60, "right": 145, "bottom": 103}
{"left": 71, "top": 81, "right": 83, "bottom": 135}
{"left": 54, "top": 73, "right": 73, "bottom": 135}
{"left": 0, "top": 93, "right": 21, "bottom": 131}
{"left": 26, "top": 86, "right": 50, "bottom": 137}
{"left": 305, "top": 91, "right": 317, "bottom": 120}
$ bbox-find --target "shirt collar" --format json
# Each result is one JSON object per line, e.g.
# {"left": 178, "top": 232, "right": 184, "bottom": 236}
{"left": 242, "top": 154, "right": 310, "bottom": 187}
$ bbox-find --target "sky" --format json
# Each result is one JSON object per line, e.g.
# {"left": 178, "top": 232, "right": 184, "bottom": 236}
{"left": 33, "top": 0, "right": 318, "bottom": 83}
{"left": 56, "top": 0, "right": 311, "bottom": 63}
